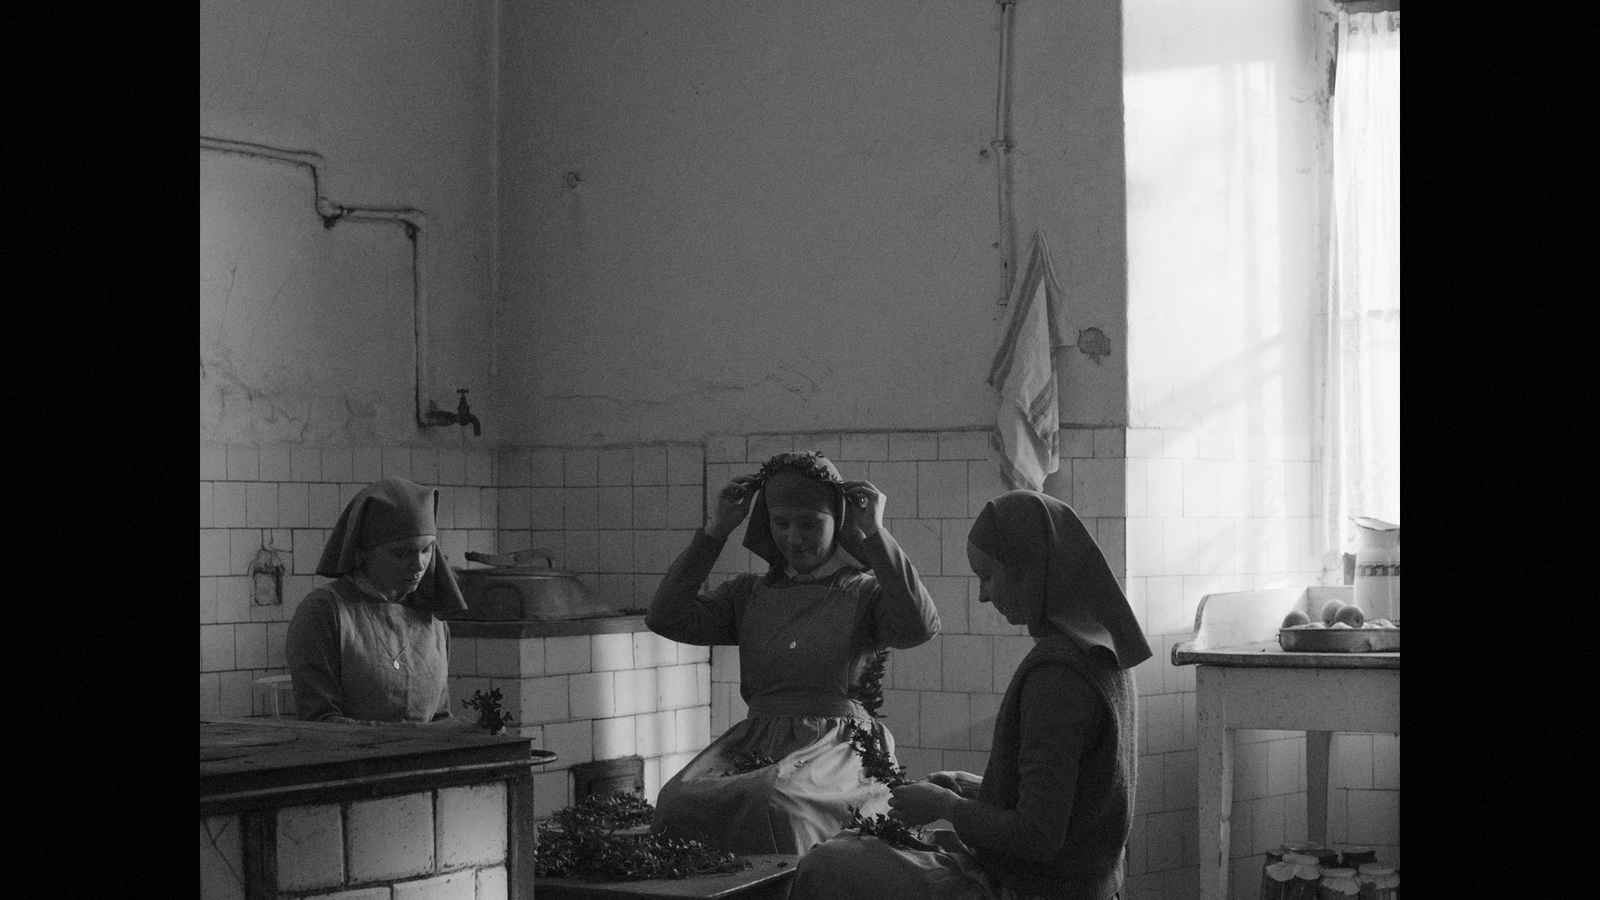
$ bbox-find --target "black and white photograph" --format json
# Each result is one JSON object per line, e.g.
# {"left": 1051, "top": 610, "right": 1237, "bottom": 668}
{"left": 200, "top": 2, "right": 1399, "bottom": 898}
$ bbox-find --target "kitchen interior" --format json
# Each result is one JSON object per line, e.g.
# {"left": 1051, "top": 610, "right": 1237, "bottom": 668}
{"left": 199, "top": 2, "right": 1398, "bottom": 899}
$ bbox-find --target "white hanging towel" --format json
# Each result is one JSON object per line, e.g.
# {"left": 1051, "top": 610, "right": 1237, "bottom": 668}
{"left": 987, "top": 230, "right": 1063, "bottom": 492}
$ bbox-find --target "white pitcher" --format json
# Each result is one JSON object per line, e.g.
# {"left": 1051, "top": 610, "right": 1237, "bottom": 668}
{"left": 1351, "top": 517, "right": 1399, "bottom": 624}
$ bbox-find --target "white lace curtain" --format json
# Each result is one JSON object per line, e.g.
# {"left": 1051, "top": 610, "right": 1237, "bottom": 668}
{"left": 1323, "top": 9, "right": 1400, "bottom": 558}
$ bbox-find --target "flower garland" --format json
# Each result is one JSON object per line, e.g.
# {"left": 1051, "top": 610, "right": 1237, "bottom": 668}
{"left": 841, "top": 649, "right": 936, "bottom": 850}
{"left": 753, "top": 450, "right": 844, "bottom": 487}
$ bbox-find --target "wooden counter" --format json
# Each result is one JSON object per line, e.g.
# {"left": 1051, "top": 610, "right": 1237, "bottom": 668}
{"left": 200, "top": 717, "right": 556, "bottom": 899}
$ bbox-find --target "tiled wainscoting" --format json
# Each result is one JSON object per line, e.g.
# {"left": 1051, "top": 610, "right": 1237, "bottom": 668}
{"left": 200, "top": 782, "right": 509, "bottom": 900}
{"left": 200, "top": 443, "right": 501, "bottom": 719}
{"left": 447, "top": 623, "right": 710, "bottom": 815}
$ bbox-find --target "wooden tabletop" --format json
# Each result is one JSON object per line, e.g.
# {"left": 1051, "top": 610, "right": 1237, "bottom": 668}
{"left": 200, "top": 717, "right": 554, "bottom": 815}
{"left": 534, "top": 854, "right": 800, "bottom": 899}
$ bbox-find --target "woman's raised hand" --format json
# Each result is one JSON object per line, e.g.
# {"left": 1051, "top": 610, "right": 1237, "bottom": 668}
{"left": 839, "top": 480, "right": 885, "bottom": 541}
{"left": 706, "top": 474, "right": 761, "bottom": 540}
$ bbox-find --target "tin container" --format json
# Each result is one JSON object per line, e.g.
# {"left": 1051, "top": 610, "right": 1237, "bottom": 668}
{"left": 1278, "top": 626, "right": 1399, "bottom": 653}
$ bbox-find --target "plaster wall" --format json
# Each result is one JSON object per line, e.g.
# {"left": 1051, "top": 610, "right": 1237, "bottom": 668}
{"left": 494, "top": 0, "right": 1128, "bottom": 445}
{"left": 200, "top": 0, "right": 498, "bottom": 446}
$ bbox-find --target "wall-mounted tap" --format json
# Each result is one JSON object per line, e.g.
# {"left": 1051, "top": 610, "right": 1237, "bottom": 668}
{"left": 455, "top": 388, "right": 481, "bottom": 436}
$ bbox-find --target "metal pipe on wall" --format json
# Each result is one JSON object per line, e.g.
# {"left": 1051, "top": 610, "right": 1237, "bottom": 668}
{"left": 993, "top": 0, "right": 1018, "bottom": 305}
{"left": 199, "top": 136, "right": 460, "bottom": 431}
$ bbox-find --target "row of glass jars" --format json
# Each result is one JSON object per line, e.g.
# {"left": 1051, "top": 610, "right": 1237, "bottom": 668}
{"left": 1259, "top": 843, "right": 1398, "bottom": 900}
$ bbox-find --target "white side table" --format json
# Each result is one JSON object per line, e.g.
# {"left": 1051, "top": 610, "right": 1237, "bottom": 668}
{"left": 1172, "top": 588, "right": 1399, "bottom": 900}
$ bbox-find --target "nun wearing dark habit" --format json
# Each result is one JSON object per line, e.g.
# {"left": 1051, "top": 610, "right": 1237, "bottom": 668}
{"left": 645, "top": 451, "right": 941, "bottom": 856}
{"left": 792, "top": 490, "right": 1152, "bottom": 900}
{"left": 285, "top": 477, "right": 471, "bottom": 726}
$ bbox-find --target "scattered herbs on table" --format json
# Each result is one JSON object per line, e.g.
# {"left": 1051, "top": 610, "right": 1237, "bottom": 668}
{"left": 535, "top": 791, "right": 748, "bottom": 883}
{"left": 462, "top": 687, "right": 515, "bottom": 734}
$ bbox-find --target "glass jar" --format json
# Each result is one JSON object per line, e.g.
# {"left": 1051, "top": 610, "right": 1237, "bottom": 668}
{"left": 1319, "top": 867, "right": 1361, "bottom": 899}
{"left": 1259, "top": 849, "right": 1286, "bottom": 900}
{"left": 1357, "top": 863, "right": 1399, "bottom": 900}
{"left": 1263, "top": 851, "right": 1322, "bottom": 900}
{"left": 1339, "top": 847, "right": 1378, "bottom": 869}
{"left": 1309, "top": 847, "right": 1341, "bottom": 870}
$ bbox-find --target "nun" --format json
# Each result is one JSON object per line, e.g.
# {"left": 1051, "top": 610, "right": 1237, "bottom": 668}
{"left": 645, "top": 450, "right": 941, "bottom": 855}
{"left": 286, "top": 477, "right": 470, "bottom": 726}
{"left": 791, "top": 489, "right": 1152, "bottom": 900}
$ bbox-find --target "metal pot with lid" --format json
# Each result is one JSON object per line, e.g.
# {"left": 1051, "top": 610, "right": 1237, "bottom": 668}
{"left": 452, "top": 549, "right": 610, "bottom": 622}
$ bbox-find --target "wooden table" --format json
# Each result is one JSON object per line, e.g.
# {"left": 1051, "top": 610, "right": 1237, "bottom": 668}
{"left": 1171, "top": 588, "right": 1399, "bottom": 900}
{"left": 536, "top": 853, "right": 799, "bottom": 900}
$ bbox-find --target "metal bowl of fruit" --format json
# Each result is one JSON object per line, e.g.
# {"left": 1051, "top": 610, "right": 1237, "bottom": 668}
{"left": 1277, "top": 599, "right": 1399, "bottom": 653}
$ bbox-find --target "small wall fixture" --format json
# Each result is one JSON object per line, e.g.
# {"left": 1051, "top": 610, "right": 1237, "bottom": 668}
{"left": 423, "top": 388, "right": 481, "bottom": 436}
{"left": 250, "top": 541, "right": 286, "bottom": 607}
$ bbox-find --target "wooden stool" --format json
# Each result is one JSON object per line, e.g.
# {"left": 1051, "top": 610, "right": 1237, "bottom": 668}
{"left": 535, "top": 853, "right": 798, "bottom": 900}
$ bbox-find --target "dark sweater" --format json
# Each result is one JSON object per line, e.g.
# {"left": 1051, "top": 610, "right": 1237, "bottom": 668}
{"left": 949, "top": 635, "right": 1137, "bottom": 900}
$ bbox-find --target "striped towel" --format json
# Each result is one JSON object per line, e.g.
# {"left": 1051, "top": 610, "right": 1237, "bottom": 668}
{"left": 987, "top": 231, "right": 1062, "bottom": 492}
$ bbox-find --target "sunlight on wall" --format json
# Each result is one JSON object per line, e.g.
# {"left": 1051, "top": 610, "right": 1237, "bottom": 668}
{"left": 1124, "top": 57, "right": 1297, "bottom": 437}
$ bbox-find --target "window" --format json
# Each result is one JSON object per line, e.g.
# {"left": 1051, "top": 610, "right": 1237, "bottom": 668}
{"left": 1321, "top": 4, "right": 1399, "bottom": 567}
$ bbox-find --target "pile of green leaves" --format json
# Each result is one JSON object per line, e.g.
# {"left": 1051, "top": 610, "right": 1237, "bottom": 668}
{"left": 549, "top": 790, "right": 655, "bottom": 831}
{"left": 462, "top": 688, "right": 515, "bottom": 734}
{"left": 535, "top": 792, "right": 748, "bottom": 883}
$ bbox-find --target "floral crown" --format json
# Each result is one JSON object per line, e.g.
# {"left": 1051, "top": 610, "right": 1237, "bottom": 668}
{"left": 754, "top": 450, "right": 842, "bottom": 486}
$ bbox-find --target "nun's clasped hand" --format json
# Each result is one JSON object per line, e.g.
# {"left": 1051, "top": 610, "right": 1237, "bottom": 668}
{"left": 887, "top": 780, "right": 960, "bottom": 827}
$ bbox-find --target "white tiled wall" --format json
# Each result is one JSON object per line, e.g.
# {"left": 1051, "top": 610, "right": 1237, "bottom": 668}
{"left": 492, "top": 443, "right": 705, "bottom": 610}
{"left": 200, "top": 442, "right": 499, "bottom": 718}
{"left": 449, "top": 629, "right": 711, "bottom": 815}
